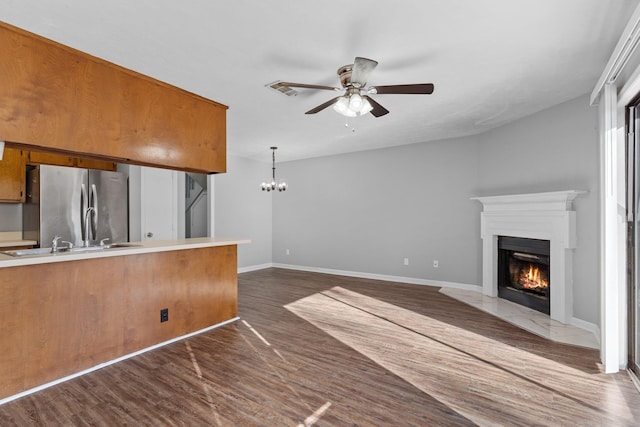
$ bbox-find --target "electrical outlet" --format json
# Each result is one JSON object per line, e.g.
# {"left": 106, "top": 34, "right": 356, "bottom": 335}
{"left": 433, "top": 260, "right": 439, "bottom": 268}
{"left": 160, "top": 308, "right": 169, "bottom": 323}
{"left": 286, "top": 249, "right": 290, "bottom": 255}
{"left": 404, "top": 258, "right": 409, "bottom": 266}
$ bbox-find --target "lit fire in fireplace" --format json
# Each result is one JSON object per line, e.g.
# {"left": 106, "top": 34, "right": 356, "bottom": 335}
{"left": 519, "top": 264, "right": 548, "bottom": 290}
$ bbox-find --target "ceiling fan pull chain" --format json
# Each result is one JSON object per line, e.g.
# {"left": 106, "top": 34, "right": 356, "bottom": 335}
{"left": 343, "top": 119, "right": 357, "bottom": 133}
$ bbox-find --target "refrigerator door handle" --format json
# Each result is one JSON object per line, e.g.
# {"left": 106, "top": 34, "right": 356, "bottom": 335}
{"left": 81, "top": 183, "right": 88, "bottom": 242}
{"left": 90, "top": 184, "right": 98, "bottom": 240}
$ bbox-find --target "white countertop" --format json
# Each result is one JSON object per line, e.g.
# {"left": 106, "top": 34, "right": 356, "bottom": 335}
{"left": 0, "top": 237, "right": 250, "bottom": 268}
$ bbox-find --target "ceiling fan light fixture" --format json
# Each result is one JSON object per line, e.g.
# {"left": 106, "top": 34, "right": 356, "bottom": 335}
{"left": 332, "top": 93, "right": 372, "bottom": 117}
{"left": 348, "top": 93, "right": 363, "bottom": 111}
{"left": 360, "top": 98, "right": 373, "bottom": 115}
{"left": 333, "top": 96, "right": 356, "bottom": 117}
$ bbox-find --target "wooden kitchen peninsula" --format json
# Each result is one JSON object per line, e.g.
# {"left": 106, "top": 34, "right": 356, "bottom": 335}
{"left": 0, "top": 237, "right": 249, "bottom": 401}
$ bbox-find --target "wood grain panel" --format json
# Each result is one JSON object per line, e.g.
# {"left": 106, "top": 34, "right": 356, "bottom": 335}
{"left": 27, "top": 149, "right": 116, "bottom": 170}
{"left": 74, "top": 157, "right": 117, "bottom": 171}
{"left": 26, "top": 150, "right": 75, "bottom": 167}
{"left": 0, "top": 245, "right": 237, "bottom": 399}
{"left": 0, "top": 21, "right": 227, "bottom": 174}
{"left": 0, "top": 147, "right": 25, "bottom": 202}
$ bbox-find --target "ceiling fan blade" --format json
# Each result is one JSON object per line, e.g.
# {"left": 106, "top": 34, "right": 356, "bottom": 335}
{"left": 305, "top": 96, "right": 342, "bottom": 114}
{"left": 363, "top": 96, "right": 389, "bottom": 117}
{"left": 351, "top": 57, "right": 378, "bottom": 88}
{"left": 370, "top": 83, "right": 434, "bottom": 95}
{"left": 277, "top": 81, "right": 340, "bottom": 91}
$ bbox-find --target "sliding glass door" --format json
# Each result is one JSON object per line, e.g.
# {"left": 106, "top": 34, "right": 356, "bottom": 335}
{"left": 627, "top": 102, "right": 640, "bottom": 377}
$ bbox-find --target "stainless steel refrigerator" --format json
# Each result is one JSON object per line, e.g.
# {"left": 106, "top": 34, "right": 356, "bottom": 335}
{"left": 23, "top": 165, "right": 128, "bottom": 248}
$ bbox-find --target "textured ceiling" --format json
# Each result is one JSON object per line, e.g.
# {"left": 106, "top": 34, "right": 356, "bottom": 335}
{"left": 0, "top": 0, "right": 637, "bottom": 162}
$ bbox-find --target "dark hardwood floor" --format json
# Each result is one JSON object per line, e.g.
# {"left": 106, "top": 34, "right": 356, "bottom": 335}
{"left": 1, "top": 268, "right": 639, "bottom": 426}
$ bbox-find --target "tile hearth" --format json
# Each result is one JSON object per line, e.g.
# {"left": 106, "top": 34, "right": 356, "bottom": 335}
{"left": 439, "top": 287, "right": 599, "bottom": 349}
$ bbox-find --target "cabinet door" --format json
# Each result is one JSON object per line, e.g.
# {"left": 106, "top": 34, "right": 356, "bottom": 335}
{"left": 27, "top": 151, "right": 75, "bottom": 167}
{"left": 76, "top": 157, "right": 117, "bottom": 171}
{"left": 0, "top": 148, "right": 26, "bottom": 202}
{"left": 27, "top": 151, "right": 117, "bottom": 171}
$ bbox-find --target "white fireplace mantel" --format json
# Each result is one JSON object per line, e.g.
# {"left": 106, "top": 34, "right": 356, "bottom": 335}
{"left": 471, "top": 190, "right": 586, "bottom": 324}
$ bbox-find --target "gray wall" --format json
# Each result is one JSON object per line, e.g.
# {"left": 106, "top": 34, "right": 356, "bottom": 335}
{"left": 271, "top": 94, "right": 599, "bottom": 325}
{"left": 272, "top": 137, "right": 483, "bottom": 285}
{"left": 0, "top": 204, "right": 22, "bottom": 232}
{"left": 214, "top": 155, "right": 272, "bottom": 269}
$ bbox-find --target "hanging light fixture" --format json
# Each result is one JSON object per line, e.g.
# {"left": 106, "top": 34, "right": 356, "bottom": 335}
{"left": 261, "top": 146, "right": 287, "bottom": 192}
{"left": 332, "top": 88, "right": 373, "bottom": 117}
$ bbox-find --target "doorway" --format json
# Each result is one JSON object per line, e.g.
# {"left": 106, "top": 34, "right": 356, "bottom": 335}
{"left": 626, "top": 101, "right": 640, "bottom": 378}
{"left": 185, "top": 172, "right": 208, "bottom": 238}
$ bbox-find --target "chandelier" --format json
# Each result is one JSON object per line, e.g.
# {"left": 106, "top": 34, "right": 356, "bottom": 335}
{"left": 261, "top": 146, "right": 287, "bottom": 192}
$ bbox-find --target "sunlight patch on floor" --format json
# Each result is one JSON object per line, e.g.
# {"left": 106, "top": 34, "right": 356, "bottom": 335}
{"left": 284, "top": 286, "right": 636, "bottom": 426}
{"left": 239, "top": 320, "right": 331, "bottom": 424}
{"left": 184, "top": 340, "right": 223, "bottom": 424}
{"left": 298, "top": 402, "right": 332, "bottom": 427}
{"left": 242, "top": 319, "right": 272, "bottom": 346}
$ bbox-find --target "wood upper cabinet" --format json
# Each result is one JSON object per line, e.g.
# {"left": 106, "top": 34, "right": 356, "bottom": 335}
{"left": 0, "top": 147, "right": 26, "bottom": 202}
{"left": 0, "top": 22, "right": 227, "bottom": 174}
{"left": 27, "top": 151, "right": 75, "bottom": 168}
{"left": 75, "top": 157, "right": 117, "bottom": 171}
{"left": 27, "top": 151, "right": 117, "bottom": 171}
{"left": 0, "top": 149, "right": 118, "bottom": 203}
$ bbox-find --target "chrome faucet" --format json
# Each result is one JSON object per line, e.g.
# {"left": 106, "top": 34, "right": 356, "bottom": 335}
{"left": 51, "top": 235, "right": 74, "bottom": 253}
{"left": 51, "top": 235, "right": 61, "bottom": 253}
{"left": 82, "top": 207, "right": 96, "bottom": 247}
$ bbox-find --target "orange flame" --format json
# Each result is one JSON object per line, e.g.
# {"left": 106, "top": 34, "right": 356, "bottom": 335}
{"left": 519, "top": 264, "right": 548, "bottom": 290}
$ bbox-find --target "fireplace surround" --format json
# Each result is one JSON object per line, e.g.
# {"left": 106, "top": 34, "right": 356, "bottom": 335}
{"left": 472, "top": 191, "right": 585, "bottom": 324}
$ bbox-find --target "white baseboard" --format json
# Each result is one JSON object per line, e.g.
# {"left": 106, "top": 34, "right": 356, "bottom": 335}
{"left": 629, "top": 369, "right": 640, "bottom": 393}
{"left": 0, "top": 317, "right": 240, "bottom": 406}
{"left": 570, "top": 317, "right": 601, "bottom": 343}
{"left": 271, "top": 263, "right": 481, "bottom": 292}
{"left": 238, "top": 263, "right": 273, "bottom": 273}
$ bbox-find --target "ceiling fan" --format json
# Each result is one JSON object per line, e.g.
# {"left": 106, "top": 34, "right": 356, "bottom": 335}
{"left": 271, "top": 57, "right": 434, "bottom": 118}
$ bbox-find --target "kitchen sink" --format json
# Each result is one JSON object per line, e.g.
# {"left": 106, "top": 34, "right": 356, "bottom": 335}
{"left": 1, "top": 247, "right": 53, "bottom": 257}
{"left": 103, "top": 243, "right": 141, "bottom": 249}
{"left": 62, "top": 246, "right": 105, "bottom": 253}
{"left": 1, "top": 243, "right": 141, "bottom": 257}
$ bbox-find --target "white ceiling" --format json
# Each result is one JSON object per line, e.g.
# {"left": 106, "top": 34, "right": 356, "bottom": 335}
{"left": 0, "top": 0, "right": 637, "bottom": 162}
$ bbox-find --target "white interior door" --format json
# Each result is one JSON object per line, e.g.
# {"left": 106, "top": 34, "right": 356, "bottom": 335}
{"left": 140, "top": 166, "right": 178, "bottom": 241}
